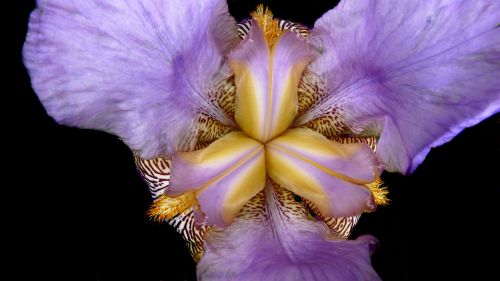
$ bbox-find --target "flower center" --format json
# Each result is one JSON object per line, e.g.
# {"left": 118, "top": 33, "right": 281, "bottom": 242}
{"left": 164, "top": 15, "right": 382, "bottom": 227}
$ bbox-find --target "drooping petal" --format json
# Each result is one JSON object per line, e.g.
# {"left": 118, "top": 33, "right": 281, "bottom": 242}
{"left": 198, "top": 183, "right": 381, "bottom": 281}
{"left": 266, "top": 128, "right": 379, "bottom": 218}
{"left": 230, "top": 22, "right": 313, "bottom": 142}
{"left": 23, "top": 0, "right": 239, "bottom": 158}
{"left": 305, "top": 0, "right": 500, "bottom": 174}
{"left": 168, "top": 132, "right": 266, "bottom": 227}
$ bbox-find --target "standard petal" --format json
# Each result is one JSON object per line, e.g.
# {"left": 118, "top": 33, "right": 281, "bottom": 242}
{"left": 23, "top": 0, "right": 239, "bottom": 158}
{"left": 306, "top": 0, "right": 500, "bottom": 174}
{"left": 266, "top": 128, "right": 379, "bottom": 218}
{"left": 168, "top": 132, "right": 266, "bottom": 227}
{"left": 230, "top": 22, "right": 313, "bottom": 142}
{"left": 198, "top": 183, "right": 381, "bottom": 281}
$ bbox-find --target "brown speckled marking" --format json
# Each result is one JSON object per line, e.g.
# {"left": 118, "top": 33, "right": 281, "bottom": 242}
{"left": 237, "top": 17, "right": 310, "bottom": 40}
{"left": 134, "top": 154, "right": 171, "bottom": 199}
{"left": 134, "top": 155, "right": 207, "bottom": 260}
{"left": 304, "top": 106, "right": 352, "bottom": 138}
{"left": 297, "top": 70, "right": 328, "bottom": 116}
{"left": 167, "top": 208, "right": 209, "bottom": 261}
{"left": 236, "top": 19, "right": 252, "bottom": 39}
{"left": 278, "top": 19, "right": 310, "bottom": 38}
{"left": 237, "top": 190, "right": 267, "bottom": 221}
{"left": 304, "top": 199, "right": 361, "bottom": 239}
{"left": 236, "top": 182, "right": 311, "bottom": 222}
{"left": 207, "top": 76, "right": 237, "bottom": 120}
{"left": 270, "top": 182, "right": 314, "bottom": 221}
{"left": 330, "top": 135, "right": 378, "bottom": 151}
{"left": 194, "top": 112, "right": 233, "bottom": 150}
{"left": 323, "top": 216, "right": 361, "bottom": 239}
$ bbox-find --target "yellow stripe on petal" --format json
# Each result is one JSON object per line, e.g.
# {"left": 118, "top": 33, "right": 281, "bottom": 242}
{"left": 230, "top": 22, "right": 312, "bottom": 143}
{"left": 168, "top": 132, "right": 266, "bottom": 226}
{"left": 266, "top": 128, "right": 379, "bottom": 218}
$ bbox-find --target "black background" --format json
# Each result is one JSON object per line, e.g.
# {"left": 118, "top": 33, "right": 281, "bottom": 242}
{"left": 12, "top": 1, "right": 500, "bottom": 280}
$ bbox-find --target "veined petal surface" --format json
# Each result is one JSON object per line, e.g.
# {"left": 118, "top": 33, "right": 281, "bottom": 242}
{"left": 23, "top": 0, "right": 239, "bottom": 158}
{"left": 266, "top": 128, "right": 379, "bottom": 218}
{"left": 198, "top": 183, "right": 381, "bottom": 281}
{"left": 307, "top": 0, "right": 500, "bottom": 174}
{"left": 168, "top": 132, "right": 266, "bottom": 226}
{"left": 230, "top": 22, "right": 313, "bottom": 142}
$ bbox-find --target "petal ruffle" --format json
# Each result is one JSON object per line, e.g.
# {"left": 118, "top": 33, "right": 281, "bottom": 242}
{"left": 23, "top": 0, "right": 239, "bottom": 158}
{"left": 198, "top": 183, "right": 381, "bottom": 281}
{"left": 168, "top": 132, "right": 266, "bottom": 227}
{"left": 230, "top": 22, "right": 313, "bottom": 142}
{"left": 307, "top": 0, "right": 500, "bottom": 174}
{"left": 266, "top": 128, "right": 379, "bottom": 218}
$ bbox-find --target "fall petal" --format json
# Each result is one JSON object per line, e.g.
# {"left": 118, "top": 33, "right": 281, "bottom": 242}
{"left": 307, "top": 0, "right": 500, "bottom": 174}
{"left": 198, "top": 183, "right": 381, "bottom": 281}
{"left": 23, "top": 0, "right": 239, "bottom": 158}
{"left": 168, "top": 132, "right": 266, "bottom": 227}
{"left": 230, "top": 22, "right": 313, "bottom": 142}
{"left": 266, "top": 128, "right": 378, "bottom": 218}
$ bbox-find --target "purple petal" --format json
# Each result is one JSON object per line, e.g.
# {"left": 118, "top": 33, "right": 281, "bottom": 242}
{"left": 307, "top": 0, "right": 500, "bottom": 174}
{"left": 23, "top": 0, "right": 239, "bottom": 158}
{"left": 230, "top": 21, "right": 313, "bottom": 142}
{"left": 198, "top": 183, "right": 381, "bottom": 281}
{"left": 266, "top": 128, "right": 378, "bottom": 218}
{"left": 168, "top": 132, "right": 266, "bottom": 227}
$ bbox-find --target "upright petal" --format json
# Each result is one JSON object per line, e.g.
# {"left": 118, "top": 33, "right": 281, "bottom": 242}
{"left": 266, "top": 128, "right": 380, "bottom": 218}
{"left": 23, "top": 0, "right": 239, "bottom": 158}
{"left": 198, "top": 183, "right": 381, "bottom": 281}
{"left": 168, "top": 132, "right": 266, "bottom": 227}
{"left": 230, "top": 22, "right": 313, "bottom": 142}
{"left": 306, "top": 0, "right": 500, "bottom": 173}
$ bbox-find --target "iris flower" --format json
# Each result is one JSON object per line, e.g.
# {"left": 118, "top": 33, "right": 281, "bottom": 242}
{"left": 24, "top": 0, "right": 499, "bottom": 280}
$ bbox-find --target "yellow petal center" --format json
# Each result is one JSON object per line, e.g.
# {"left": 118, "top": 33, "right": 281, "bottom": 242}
{"left": 230, "top": 18, "right": 311, "bottom": 143}
{"left": 169, "top": 11, "right": 380, "bottom": 226}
